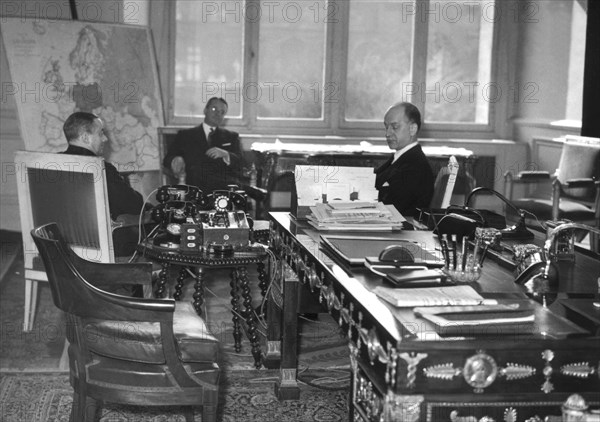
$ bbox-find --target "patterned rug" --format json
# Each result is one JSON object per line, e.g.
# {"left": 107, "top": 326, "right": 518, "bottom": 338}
{"left": 0, "top": 370, "right": 349, "bottom": 421}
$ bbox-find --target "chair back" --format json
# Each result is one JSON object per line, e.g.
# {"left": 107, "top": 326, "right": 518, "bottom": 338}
{"left": 556, "top": 135, "right": 600, "bottom": 200}
{"left": 15, "top": 151, "right": 115, "bottom": 268}
{"left": 429, "top": 156, "right": 459, "bottom": 209}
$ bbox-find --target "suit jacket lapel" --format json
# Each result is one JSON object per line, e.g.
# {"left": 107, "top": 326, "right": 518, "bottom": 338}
{"left": 375, "top": 155, "right": 394, "bottom": 174}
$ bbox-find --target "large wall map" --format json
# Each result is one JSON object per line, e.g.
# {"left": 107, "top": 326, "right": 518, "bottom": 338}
{"left": 1, "top": 18, "right": 163, "bottom": 171}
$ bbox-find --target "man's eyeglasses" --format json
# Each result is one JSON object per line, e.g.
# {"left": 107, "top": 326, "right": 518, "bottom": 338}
{"left": 208, "top": 107, "right": 227, "bottom": 114}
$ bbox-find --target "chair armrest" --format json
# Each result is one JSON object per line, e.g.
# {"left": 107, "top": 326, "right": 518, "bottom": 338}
{"left": 93, "top": 287, "right": 176, "bottom": 322}
{"left": 515, "top": 170, "right": 552, "bottom": 182}
{"left": 243, "top": 184, "right": 268, "bottom": 202}
{"left": 73, "top": 258, "right": 153, "bottom": 287}
{"left": 112, "top": 213, "right": 152, "bottom": 231}
{"left": 564, "top": 178, "right": 599, "bottom": 189}
{"left": 504, "top": 170, "right": 552, "bottom": 200}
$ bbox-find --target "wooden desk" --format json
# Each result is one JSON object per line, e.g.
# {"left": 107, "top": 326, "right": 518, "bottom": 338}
{"left": 266, "top": 212, "right": 600, "bottom": 421}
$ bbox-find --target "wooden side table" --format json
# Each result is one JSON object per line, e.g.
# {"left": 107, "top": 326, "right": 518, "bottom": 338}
{"left": 138, "top": 241, "right": 269, "bottom": 369}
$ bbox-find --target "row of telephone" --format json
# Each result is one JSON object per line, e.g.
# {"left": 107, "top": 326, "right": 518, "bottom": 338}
{"left": 148, "top": 185, "right": 252, "bottom": 255}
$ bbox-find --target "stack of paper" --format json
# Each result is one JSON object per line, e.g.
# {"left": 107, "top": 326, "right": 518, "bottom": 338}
{"left": 373, "top": 285, "right": 498, "bottom": 307}
{"left": 307, "top": 201, "right": 405, "bottom": 231}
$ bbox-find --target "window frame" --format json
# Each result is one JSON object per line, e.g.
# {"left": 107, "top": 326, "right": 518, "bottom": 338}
{"left": 154, "top": 0, "right": 514, "bottom": 139}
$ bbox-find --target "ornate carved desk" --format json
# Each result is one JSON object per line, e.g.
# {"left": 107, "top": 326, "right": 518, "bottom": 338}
{"left": 138, "top": 240, "right": 269, "bottom": 368}
{"left": 266, "top": 212, "right": 600, "bottom": 421}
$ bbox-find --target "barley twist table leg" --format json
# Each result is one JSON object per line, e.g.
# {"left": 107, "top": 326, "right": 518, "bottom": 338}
{"left": 192, "top": 268, "right": 205, "bottom": 316}
{"left": 154, "top": 262, "right": 169, "bottom": 298}
{"left": 173, "top": 268, "right": 187, "bottom": 300}
{"left": 240, "top": 265, "right": 262, "bottom": 369}
{"left": 230, "top": 268, "right": 242, "bottom": 353}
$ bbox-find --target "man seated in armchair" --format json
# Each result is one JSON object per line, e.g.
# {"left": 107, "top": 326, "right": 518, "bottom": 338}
{"left": 163, "top": 97, "right": 245, "bottom": 192}
{"left": 61, "top": 111, "right": 148, "bottom": 257}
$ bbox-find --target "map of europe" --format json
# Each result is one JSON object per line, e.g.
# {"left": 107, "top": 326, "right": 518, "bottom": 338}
{"left": 1, "top": 18, "right": 163, "bottom": 171}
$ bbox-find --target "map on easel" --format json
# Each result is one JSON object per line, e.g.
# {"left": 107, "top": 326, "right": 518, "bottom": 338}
{"left": 291, "top": 166, "right": 379, "bottom": 219}
{"left": 1, "top": 18, "right": 164, "bottom": 171}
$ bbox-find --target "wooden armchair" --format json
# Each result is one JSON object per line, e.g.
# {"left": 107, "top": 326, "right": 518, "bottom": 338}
{"left": 31, "top": 223, "right": 220, "bottom": 422}
{"left": 15, "top": 151, "right": 115, "bottom": 331}
{"left": 504, "top": 136, "right": 600, "bottom": 250}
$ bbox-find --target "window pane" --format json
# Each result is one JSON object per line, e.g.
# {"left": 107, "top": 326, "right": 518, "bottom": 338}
{"left": 346, "top": 0, "right": 413, "bottom": 121}
{"left": 257, "top": 0, "right": 327, "bottom": 119}
{"left": 174, "top": 1, "right": 245, "bottom": 117}
{"left": 565, "top": 0, "right": 586, "bottom": 122}
{"left": 424, "top": 0, "right": 495, "bottom": 123}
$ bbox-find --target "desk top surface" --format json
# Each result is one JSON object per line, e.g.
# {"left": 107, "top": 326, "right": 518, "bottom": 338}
{"left": 269, "top": 212, "right": 600, "bottom": 346}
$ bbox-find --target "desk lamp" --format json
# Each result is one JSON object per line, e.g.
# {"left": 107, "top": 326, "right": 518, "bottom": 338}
{"left": 465, "top": 187, "right": 534, "bottom": 240}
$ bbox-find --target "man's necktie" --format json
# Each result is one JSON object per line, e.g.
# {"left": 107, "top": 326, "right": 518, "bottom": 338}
{"left": 207, "top": 127, "right": 215, "bottom": 146}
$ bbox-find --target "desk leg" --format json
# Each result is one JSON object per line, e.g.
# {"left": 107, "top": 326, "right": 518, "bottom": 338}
{"left": 230, "top": 269, "right": 242, "bottom": 353}
{"left": 192, "top": 268, "right": 206, "bottom": 316}
{"left": 263, "top": 283, "right": 282, "bottom": 369}
{"left": 173, "top": 268, "right": 187, "bottom": 300}
{"left": 275, "top": 263, "right": 300, "bottom": 400}
{"left": 155, "top": 263, "right": 169, "bottom": 298}
{"left": 239, "top": 266, "right": 262, "bottom": 369}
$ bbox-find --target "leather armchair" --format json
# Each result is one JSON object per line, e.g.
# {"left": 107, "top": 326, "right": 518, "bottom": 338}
{"left": 31, "top": 223, "right": 220, "bottom": 422}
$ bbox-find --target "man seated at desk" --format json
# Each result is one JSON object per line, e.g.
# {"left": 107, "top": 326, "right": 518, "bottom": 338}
{"left": 62, "top": 111, "right": 146, "bottom": 256}
{"left": 375, "top": 102, "right": 434, "bottom": 217}
{"left": 163, "top": 97, "right": 244, "bottom": 193}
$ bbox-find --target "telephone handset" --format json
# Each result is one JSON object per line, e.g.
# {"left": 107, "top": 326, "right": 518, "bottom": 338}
{"left": 199, "top": 185, "right": 247, "bottom": 212}
{"left": 156, "top": 184, "right": 202, "bottom": 203}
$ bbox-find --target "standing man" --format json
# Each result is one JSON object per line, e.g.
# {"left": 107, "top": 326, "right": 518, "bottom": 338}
{"left": 375, "top": 102, "right": 434, "bottom": 217}
{"left": 163, "top": 97, "right": 243, "bottom": 193}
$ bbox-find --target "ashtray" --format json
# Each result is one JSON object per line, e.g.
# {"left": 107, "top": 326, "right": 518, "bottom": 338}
{"left": 442, "top": 253, "right": 482, "bottom": 283}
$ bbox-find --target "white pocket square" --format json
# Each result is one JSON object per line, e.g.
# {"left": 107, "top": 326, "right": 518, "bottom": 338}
{"left": 222, "top": 143, "right": 232, "bottom": 147}
{"left": 382, "top": 182, "right": 390, "bottom": 187}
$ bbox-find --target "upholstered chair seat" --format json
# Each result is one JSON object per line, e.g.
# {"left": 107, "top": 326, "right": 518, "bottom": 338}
{"left": 82, "top": 301, "right": 220, "bottom": 364}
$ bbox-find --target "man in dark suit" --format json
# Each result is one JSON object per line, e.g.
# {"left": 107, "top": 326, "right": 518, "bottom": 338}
{"left": 375, "top": 102, "right": 434, "bottom": 217}
{"left": 163, "top": 97, "right": 243, "bottom": 193}
{"left": 63, "top": 112, "right": 145, "bottom": 219}
{"left": 62, "top": 111, "right": 146, "bottom": 259}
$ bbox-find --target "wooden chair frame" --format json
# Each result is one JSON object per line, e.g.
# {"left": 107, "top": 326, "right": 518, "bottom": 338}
{"left": 15, "top": 151, "right": 115, "bottom": 331}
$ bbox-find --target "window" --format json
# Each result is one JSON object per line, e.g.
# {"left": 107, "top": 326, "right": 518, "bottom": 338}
{"left": 257, "top": 0, "right": 327, "bottom": 119}
{"left": 564, "top": 0, "right": 586, "bottom": 123}
{"left": 174, "top": 1, "right": 245, "bottom": 117}
{"left": 169, "top": 0, "right": 503, "bottom": 136}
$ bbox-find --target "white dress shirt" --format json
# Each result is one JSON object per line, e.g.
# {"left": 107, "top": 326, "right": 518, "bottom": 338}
{"left": 392, "top": 142, "right": 418, "bottom": 163}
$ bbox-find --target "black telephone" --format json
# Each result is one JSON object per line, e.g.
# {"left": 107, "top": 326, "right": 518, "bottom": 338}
{"left": 198, "top": 185, "right": 248, "bottom": 212}
{"left": 151, "top": 185, "right": 202, "bottom": 248}
{"left": 148, "top": 184, "right": 252, "bottom": 253}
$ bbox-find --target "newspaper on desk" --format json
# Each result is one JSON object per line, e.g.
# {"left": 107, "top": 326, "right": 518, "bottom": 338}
{"left": 307, "top": 201, "right": 405, "bottom": 231}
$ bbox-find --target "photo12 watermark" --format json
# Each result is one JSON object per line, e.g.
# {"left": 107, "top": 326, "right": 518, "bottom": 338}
{"left": 1, "top": 1, "right": 142, "bottom": 23}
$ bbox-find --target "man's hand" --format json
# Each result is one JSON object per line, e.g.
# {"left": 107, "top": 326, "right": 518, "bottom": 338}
{"left": 170, "top": 156, "right": 186, "bottom": 176}
{"left": 206, "top": 147, "right": 231, "bottom": 165}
